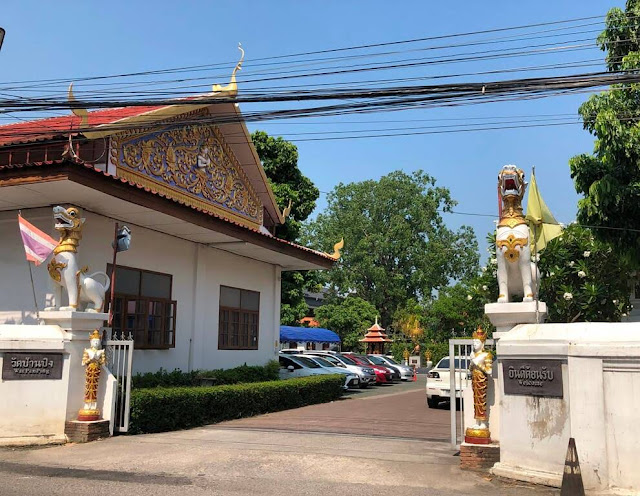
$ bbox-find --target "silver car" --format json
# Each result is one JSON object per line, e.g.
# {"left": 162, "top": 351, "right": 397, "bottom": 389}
{"left": 304, "top": 351, "right": 376, "bottom": 388}
{"left": 368, "top": 354, "right": 414, "bottom": 381}
{"left": 293, "top": 354, "right": 360, "bottom": 389}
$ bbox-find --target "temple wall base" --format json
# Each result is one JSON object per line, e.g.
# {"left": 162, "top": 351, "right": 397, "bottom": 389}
{"left": 65, "top": 420, "right": 110, "bottom": 443}
{"left": 460, "top": 442, "right": 500, "bottom": 471}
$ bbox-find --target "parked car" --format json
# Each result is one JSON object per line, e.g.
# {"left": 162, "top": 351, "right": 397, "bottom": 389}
{"left": 297, "top": 354, "right": 360, "bottom": 389}
{"left": 343, "top": 353, "right": 395, "bottom": 384}
{"left": 368, "top": 354, "right": 414, "bottom": 381}
{"left": 278, "top": 354, "right": 335, "bottom": 380}
{"left": 350, "top": 354, "right": 401, "bottom": 382}
{"left": 304, "top": 351, "right": 376, "bottom": 388}
{"left": 425, "top": 356, "right": 470, "bottom": 408}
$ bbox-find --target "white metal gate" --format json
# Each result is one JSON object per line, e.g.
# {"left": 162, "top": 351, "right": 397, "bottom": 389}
{"left": 105, "top": 332, "right": 134, "bottom": 433}
{"left": 448, "top": 338, "right": 495, "bottom": 448}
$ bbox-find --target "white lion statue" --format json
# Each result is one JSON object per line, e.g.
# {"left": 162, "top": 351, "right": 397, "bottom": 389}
{"left": 45, "top": 206, "right": 110, "bottom": 312}
{"left": 495, "top": 165, "right": 538, "bottom": 303}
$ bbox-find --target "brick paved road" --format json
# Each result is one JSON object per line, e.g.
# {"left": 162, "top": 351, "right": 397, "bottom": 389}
{"left": 220, "top": 376, "right": 458, "bottom": 441}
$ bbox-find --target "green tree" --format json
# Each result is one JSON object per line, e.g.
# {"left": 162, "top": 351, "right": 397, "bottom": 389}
{"left": 304, "top": 170, "right": 479, "bottom": 327}
{"left": 314, "top": 296, "right": 378, "bottom": 351}
{"left": 424, "top": 281, "right": 491, "bottom": 342}
{"left": 252, "top": 131, "right": 319, "bottom": 242}
{"left": 536, "top": 225, "right": 632, "bottom": 322}
{"left": 251, "top": 131, "right": 320, "bottom": 324}
{"left": 569, "top": 1, "right": 640, "bottom": 260}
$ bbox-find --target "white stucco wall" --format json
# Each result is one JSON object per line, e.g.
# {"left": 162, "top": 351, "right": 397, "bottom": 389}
{"left": 0, "top": 208, "right": 280, "bottom": 374}
{"left": 492, "top": 322, "right": 640, "bottom": 494}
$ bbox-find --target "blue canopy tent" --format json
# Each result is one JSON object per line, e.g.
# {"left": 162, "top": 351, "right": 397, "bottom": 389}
{"left": 280, "top": 326, "right": 340, "bottom": 351}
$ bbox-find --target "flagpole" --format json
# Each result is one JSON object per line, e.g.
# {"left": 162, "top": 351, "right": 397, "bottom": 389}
{"left": 19, "top": 210, "right": 40, "bottom": 321}
{"left": 531, "top": 167, "right": 540, "bottom": 325}
{"left": 108, "top": 222, "right": 119, "bottom": 329}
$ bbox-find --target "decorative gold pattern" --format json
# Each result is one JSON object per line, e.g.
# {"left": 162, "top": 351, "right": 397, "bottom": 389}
{"left": 496, "top": 234, "right": 528, "bottom": 263}
{"left": 465, "top": 427, "right": 491, "bottom": 438}
{"left": 498, "top": 216, "right": 527, "bottom": 229}
{"left": 471, "top": 366, "right": 490, "bottom": 421}
{"left": 83, "top": 362, "right": 101, "bottom": 403}
{"left": 47, "top": 258, "right": 67, "bottom": 282}
{"left": 110, "top": 115, "right": 263, "bottom": 228}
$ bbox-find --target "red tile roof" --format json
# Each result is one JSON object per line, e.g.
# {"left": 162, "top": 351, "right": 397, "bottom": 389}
{"left": 0, "top": 159, "right": 336, "bottom": 264}
{"left": 0, "top": 106, "right": 164, "bottom": 147}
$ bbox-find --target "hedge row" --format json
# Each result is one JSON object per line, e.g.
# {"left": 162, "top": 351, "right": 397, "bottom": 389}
{"left": 131, "top": 361, "right": 280, "bottom": 389}
{"left": 129, "top": 375, "right": 344, "bottom": 434}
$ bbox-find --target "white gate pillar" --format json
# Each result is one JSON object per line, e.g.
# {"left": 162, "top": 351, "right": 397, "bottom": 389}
{"left": 40, "top": 311, "right": 112, "bottom": 442}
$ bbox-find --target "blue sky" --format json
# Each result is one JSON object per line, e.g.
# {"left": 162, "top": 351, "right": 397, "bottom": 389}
{"left": 0, "top": 0, "right": 625, "bottom": 256}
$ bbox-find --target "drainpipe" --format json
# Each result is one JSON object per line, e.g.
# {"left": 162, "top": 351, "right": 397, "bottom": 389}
{"left": 187, "top": 244, "right": 200, "bottom": 372}
{"left": 274, "top": 265, "right": 281, "bottom": 355}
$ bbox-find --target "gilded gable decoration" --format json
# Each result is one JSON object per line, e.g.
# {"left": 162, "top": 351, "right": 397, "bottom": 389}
{"left": 110, "top": 113, "right": 263, "bottom": 227}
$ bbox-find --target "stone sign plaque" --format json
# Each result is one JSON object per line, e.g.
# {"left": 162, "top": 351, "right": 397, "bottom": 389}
{"left": 502, "top": 359, "right": 563, "bottom": 398}
{"left": 2, "top": 352, "right": 63, "bottom": 380}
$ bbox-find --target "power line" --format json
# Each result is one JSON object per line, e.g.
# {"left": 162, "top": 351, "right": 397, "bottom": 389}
{"left": 0, "top": 13, "right": 614, "bottom": 90}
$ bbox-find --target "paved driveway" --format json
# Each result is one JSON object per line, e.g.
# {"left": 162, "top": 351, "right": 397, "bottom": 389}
{"left": 219, "top": 376, "right": 456, "bottom": 441}
{"left": 0, "top": 427, "right": 556, "bottom": 495}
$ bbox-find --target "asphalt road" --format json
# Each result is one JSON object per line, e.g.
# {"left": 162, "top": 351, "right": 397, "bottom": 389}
{"left": 0, "top": 379, "right": 558, "bottom": 495}
{"left": 0, "top": 428, "right": 557, "bottom": 496}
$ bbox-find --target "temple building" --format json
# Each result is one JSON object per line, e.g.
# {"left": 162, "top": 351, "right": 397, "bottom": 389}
{"left": 0, "top": 57, "right": 334, "bottom": 373}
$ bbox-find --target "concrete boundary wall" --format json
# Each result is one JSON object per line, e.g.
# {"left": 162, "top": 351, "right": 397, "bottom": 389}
{"left": 492, "top": 322, "right": 640, "bottom": 495}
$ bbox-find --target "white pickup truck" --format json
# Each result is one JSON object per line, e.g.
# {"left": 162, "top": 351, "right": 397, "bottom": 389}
{"left": 425, "top": 356, "right": 470, "bottom": 408}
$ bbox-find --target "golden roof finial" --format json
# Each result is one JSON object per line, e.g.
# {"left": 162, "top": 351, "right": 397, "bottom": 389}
{"left": 282, "top": 199, "right": 292, "bottom": 219}
{"left": 330, "top": 238, "right": 344, "bottom": 259}
{"left": 68, "top": 83, "right": 89, "bottom": 127}
{"left": 212, "top": 43, "right": 244, "bottom": 97}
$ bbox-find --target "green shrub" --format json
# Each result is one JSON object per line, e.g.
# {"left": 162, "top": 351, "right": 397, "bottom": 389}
{"left": 129, "top": 375, "right": 344, "bottom": 434}
{"left": 131, "top": 360, "right": 280, "bottom": 389}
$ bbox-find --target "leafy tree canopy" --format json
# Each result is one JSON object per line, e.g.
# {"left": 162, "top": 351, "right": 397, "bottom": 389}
{"left": 251, "top": 131, "right": 320, "bottom": 324}
{"left": 304, "top": 170, "right": 479, "bottom": 327}
{"left": 251, "top": 131, "right": 319, "bottom": 242}
{"left": 314, "top": 296, "right": 378, "bottom": 351}
{"left": 569, "top": 1, "right": 640, "bottom": 260}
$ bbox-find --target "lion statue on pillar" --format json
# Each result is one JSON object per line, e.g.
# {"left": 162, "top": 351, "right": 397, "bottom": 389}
{"left": 495, "top": 165, "right": 538, "bottom": 303}
{"left": 45, "top": 206, "right": 110, "bottom": 312}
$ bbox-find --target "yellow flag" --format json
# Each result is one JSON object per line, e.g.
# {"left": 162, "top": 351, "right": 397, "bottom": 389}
{"left": 525, "top": 172, "right": 562, "bottom": 253}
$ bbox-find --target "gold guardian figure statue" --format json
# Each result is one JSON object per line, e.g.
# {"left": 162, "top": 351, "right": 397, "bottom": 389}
{"left": 78, "top": 330, "right": 106, "bottom": 421}
{"left": 465, "top": 326, "right": 493, "bottom": 444}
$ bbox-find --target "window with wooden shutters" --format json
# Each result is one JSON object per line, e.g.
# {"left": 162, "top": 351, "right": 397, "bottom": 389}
{"left": 106, "top": 265, "right": 176, "bottom": 349}
{"left": 218, "top": 286, "right": 260, "bottom": 350}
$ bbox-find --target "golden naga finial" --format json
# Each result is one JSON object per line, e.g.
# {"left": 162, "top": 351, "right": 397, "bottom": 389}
{"left": 330, "top": 238, "right": 344, "bottom": 259}
{"left": 282, "top": 199, "right": 293, "bottom": 219}
{"left": 67, "top": 83, "right": 89, "bottom": 127}
{"left": 212, "top": 43, "right": 244, "bottom": 97}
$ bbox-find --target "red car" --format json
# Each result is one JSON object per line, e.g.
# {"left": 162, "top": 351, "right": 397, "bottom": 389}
{"left": 344, "top": 353, "right": 394, "bottom": 384}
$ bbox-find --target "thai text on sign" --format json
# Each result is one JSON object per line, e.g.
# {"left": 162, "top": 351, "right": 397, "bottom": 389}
{"left": 502, "top": 359, "right": 563, "bottom": 398}
{"left": 2, "top": 352, "right": 63, "bottom": 380}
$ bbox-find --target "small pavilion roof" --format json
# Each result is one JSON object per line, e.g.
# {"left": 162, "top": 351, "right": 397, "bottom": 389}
{"left": 360, "top": 317, "right": 393, "bottom": 343}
